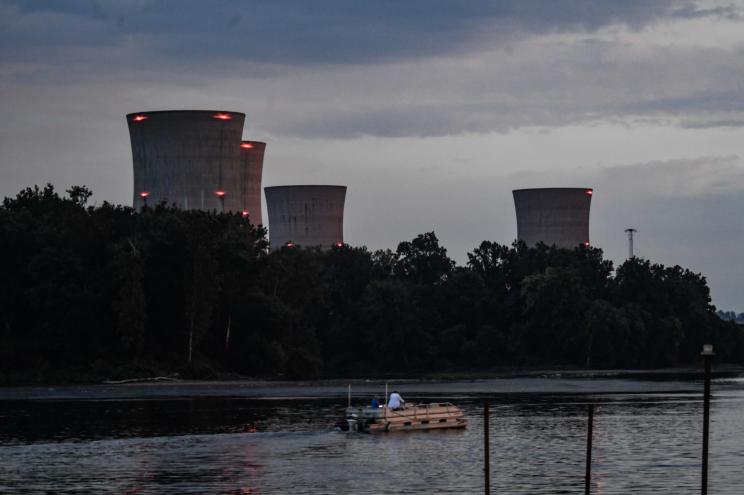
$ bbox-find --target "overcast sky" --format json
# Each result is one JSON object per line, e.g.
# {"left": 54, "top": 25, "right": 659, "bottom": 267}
{"left": 1, "top": 0, "right": 743, "bottom": 309}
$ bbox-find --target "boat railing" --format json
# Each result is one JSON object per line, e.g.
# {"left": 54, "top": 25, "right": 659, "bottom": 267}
{"left": 383, "top": 402, "right": 459, "bottom": 418}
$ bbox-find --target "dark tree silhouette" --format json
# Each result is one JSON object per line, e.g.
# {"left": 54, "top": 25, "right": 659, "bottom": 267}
{"left": 0, "top": 185, "right": 741, "bottom": 384}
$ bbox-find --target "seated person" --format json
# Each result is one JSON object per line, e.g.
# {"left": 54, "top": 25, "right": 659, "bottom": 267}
{"left": 387, "top": 391, "right": 405, "bottom": 410}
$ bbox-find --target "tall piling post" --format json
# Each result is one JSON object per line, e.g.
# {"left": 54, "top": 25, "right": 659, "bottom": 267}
{"left": 585, "top": 404, "right": 594, "bottom": 495}
{"left": 701, "top": 344, "right": 714, "bottom": 495}
{"left": 484, "top": 402, "right": 490, "bottom": 495}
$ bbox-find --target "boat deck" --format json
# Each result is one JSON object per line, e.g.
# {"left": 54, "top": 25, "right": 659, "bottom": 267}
{"left": 346, "top": 402, "right": 467, "bottom": 432}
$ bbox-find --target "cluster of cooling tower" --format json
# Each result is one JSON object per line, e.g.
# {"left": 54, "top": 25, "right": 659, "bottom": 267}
{"left": 127, "top": 110, "right": 593, "bottom": 250}
{"left": 126, "top": 110, "right": 346, "bottom": 250}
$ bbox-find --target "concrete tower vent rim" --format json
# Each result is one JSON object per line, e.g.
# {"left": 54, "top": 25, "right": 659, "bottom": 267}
{"left": 512, "top": 187, "right": 594, "bottom": 192}
{"left": 265, "top": 185, "right": 347, "bottom": 189}
{"left": 126, "top": 110, "right": 246, "bottom": 118}
{"left": 240, "top": 140, "right": 267, "bottom": 149}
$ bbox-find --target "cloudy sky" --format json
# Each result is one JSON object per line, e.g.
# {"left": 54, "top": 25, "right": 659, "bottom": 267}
{"left": 1, "top": 0, "right": 743, "bottom": 309}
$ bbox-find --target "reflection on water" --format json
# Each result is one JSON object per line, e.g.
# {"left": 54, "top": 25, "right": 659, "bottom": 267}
{"left": 1, "top": 383, "right": 743, "bottom": 494}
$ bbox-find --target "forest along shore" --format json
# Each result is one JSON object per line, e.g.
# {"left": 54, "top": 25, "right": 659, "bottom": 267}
{"left": 2, "top": 185, "right": 743, "bottom": 386}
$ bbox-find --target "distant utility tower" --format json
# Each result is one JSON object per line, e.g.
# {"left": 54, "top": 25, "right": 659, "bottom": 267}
{"left": 624, "top": 228, "right": 637, "bottom": 258}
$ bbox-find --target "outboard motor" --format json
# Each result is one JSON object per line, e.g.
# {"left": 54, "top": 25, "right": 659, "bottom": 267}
{"left": 346, "top": 413, "right": 360, "bottom": 432}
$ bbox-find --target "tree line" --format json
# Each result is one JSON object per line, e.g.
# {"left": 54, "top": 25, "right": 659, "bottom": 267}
{"left": 717, "top": 310, "right": 744, "bottom": 324}
{"left": 1, "top": 184, "right": 742, "bottom": 384}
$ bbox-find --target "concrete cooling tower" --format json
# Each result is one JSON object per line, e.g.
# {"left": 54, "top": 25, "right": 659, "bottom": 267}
{"left": 512, "top": 187, "right": 593, "bottom": 248}
{"left": 239, "top": 140, "right": 266, "bottom": 224}
{"left": 264, "top": 185, "right": 347, "bottom": 250}
{"left": 127, "top": 110, "right": 247, "bottom": 212}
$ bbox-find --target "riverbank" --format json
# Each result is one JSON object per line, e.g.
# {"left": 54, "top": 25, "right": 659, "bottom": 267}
{"left": 2, "top": 367, "right": 743, "bottom": 401}
{"left": 3, "top": 362, "right": 744, "bottom": 388}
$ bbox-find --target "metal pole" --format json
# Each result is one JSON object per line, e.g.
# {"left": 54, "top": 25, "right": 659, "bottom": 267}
{"left": 484, "top": 402, "right": 490, "bottom": 495}
{"left": 585, "top": 404, "right": 594, "bottom": 495}
{"left": 347, "top": 384, "right": 351, "bottom": 408}
{"left": 384, "top": 383, "right": 388, "bottom": 422}
{"left": 701, "top": 344, "right": 714, "bottom": 495}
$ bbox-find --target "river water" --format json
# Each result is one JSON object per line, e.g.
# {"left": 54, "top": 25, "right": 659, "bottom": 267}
{"left": 1, "top": 375, "right": 743, "bottom": 494}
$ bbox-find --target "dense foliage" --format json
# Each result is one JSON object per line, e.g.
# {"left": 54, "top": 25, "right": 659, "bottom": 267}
{"left": 1, "top": 185, "right": 741, "bottom": 384}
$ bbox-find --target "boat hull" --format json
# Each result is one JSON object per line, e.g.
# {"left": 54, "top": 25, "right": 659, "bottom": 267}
{"left": 346, "top": 403, "right": 467, "bottom": 433}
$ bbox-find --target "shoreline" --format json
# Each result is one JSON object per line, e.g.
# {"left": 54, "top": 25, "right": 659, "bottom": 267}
{"left": 4, "top": 363, "right": 743, "bottom": 388}
{"left": 1, "top": 366, "right": 742, "bottom": 401}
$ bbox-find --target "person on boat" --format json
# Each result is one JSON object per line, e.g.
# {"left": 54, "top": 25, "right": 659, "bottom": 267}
{"left": 388, "top": 391, "right": 405, "bottom": 410}
{"left": 370, "top": 398, "right": 379, "bottom": 408}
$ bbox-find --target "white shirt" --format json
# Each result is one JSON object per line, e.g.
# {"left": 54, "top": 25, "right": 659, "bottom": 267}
{"left": 388, "top": 392, "right": 404, "bottom": 409}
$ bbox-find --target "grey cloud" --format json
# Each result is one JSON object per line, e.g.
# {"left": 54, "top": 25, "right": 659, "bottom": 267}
{"left": 4, "top": 1, "right": 744, "bottom": 140}
{"left": 672, "top": 3, "right": 743, "bottom": 20}
{"left": 599, "top": 156, "right": 744, "bottom": 196}
{"left": 0, "top": 0, "right": 697, "bottom": 70}
{"left": 679, "top": 118, "right": 744, "bottom": 128}
{"left": 621, "top": 91, "right": 744, "bottom": 114}
{"left": 511, "top": 155, "right": 744, "bottom": 198}
{"left": 246, "top": 38, "right": 744, "bottom": 138}
{"left": 272, "top": 104, "right": 520, "bottom": 139}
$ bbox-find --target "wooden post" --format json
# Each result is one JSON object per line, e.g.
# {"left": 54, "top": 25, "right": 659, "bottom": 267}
{"left": 484, "top": 402, "right": 490, "bottom": 495}
{"left": 347, "top": 384, "right": 351, "bottom": 408}
{"left": 701, "top": 344, "right": 714, "bottom": 495}
{"left": 585, "top": 404, "right": 594, "bottom": 495}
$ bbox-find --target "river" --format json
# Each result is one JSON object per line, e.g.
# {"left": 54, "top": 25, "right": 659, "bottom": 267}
{"left": 1, "top": 374, "right": 742, "bottom": 494}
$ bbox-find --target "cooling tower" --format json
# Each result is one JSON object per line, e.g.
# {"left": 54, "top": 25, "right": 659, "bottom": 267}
{"left": 512, "top": 188, "right": 593, "bottom": 248}
{"left": 127, "top": 110, "right": 245, "bottom": 211}
{"left": 238, "top": 140, "right": 266, "bottom": 225}
{"left": 264, "top": 185, "right": 347, "bottom": 249}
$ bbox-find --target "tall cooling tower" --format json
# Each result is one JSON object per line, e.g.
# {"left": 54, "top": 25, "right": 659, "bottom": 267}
{"left": 127, "top": 110, "right": 245, "bottom": 211}
{"left": 239, "top": 140, "right": 266, "bottom": 225}
{"left": 264, "top": 185, "right": 347, "bottom": 249}
{"left": 512, "top": 188, "right": 593, "bottom": 248}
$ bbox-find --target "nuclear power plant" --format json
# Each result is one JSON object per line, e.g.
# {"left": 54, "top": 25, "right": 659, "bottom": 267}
{"left": 512, "top": 187, "right": 593, "bottom": 248}
{"left": 127, "top": 110, "right": 260, "bottom": 215}
{"left": 264, "top": 185, "right": 347, "bottom": 250}
{"left": 125, "top": 110, "right": 603, "bottom": 253}
{"left": 126, "top": 109, "right": 348, "bottom": 249}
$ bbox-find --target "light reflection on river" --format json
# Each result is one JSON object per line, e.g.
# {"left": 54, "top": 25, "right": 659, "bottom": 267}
{"left": 1, "top": 378, "right": 743, "bottom": 494}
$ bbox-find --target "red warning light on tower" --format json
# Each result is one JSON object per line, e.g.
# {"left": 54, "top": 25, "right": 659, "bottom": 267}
{"left": 240, "top": 142, "right": 254, "bottom": 149}
{"left": 242, "top": 210, "right": 250, "bottom": 217}
{"left": 583, "top": 241, "right": 590, "bottom": 247}
{"left": 133, "top": 115, "right": 148, "bottom": 122}
{"left": 213, "top": 113, "right": 232, "bottom": 120}
{"left": 215, "top": 190, "right": 226, "bottom": 197}
{"left": 335, "top": 242, "right": 343, "bottom": 248}
{"left": 139, "top": 191, "right": 150, "bottom": 198}
{"left": 585, "top": 189, "right": 593, "bottom": 195}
